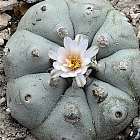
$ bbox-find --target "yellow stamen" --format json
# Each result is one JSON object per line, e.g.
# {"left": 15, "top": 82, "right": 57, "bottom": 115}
{"left": 66, "top": 55, "right": 81, "bottom": 70}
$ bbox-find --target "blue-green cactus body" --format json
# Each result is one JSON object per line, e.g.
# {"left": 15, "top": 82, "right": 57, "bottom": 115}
{"left": 17, "top": 0, "right": 74, "bottom": 46}
{"left": 7, "top": 73, "right": 68, "bottom": 129}
{"left": 4, "top": 30, "right": 60, "bottom": 79}
{"left": 65, "top": 0, "right": 113, "bottom": 44}
{"left": 4, "top": 0, "right": 140, "bottom": 140}
{"left": 92, "top": 10, "right": 139, "bottom": 59}
{"left": 86, "top": 79, "right": 137, "bottom": 139}
{"left": 96, "top": 49, "right": 140, "bottom": 98}
{"left": 32, "top": 87, "right": 95, "bottom": 140}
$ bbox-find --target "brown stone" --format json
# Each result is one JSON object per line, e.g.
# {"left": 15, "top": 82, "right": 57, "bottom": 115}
{"left": 0, "top": 13, "right": 11, "bottom": 30}
{"left": 0, "top": 0, "right": 17, "bottom": 12}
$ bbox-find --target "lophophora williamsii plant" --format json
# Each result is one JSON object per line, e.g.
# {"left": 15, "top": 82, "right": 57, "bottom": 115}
{"left": 3, "top": 0, "right": 140, "bottom": 140}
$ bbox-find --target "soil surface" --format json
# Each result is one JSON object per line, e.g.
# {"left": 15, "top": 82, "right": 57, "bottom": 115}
{"left": 0, "top": 0, "right": 139, "bottom": 140}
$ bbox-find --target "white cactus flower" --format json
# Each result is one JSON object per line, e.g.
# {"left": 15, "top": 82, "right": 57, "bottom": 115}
{"left": 48, "top": 34, "right": 99, "bottom": 87}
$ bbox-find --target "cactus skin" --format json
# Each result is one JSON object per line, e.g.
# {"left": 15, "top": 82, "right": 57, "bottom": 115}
{"left": 3, "top": 0, "right": 140, "bottom": 140}
{"left": 17, "top": 0, "right": 113, "bottom": 45}
{"left": 31, "top": 87, "right": 95, "bottom": 140}
{"left": 4, "top": 30, "right": 60, "bottom": 79}
{"left": 96, "top": 49, "right": 140, "bottom": 98}
{"left": 17, "top": 0, "right": 74, "bottom": 46}
{"left": 65, "top": 0, "right": 113, "bottom": 44}
{"left": 7, "top": 73, "right": 68, "bottom": 129}
{"left": 92, "top": 10, "right": 139, "bottom": 59}
{"left": 86, "top": 79, "right": 137, "bottom": 140}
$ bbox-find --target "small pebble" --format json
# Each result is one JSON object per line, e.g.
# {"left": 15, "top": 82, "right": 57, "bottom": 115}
{"left": 133, "top": 117, "right": 140, "bottom": 128}
{"left": 1, "top": 92, "right": 6, "bottom": 97}
{"left": 0, "top": 14, "right": 11, "bottom": 30}
{"left": 0, "top": 38, "right": 4, "bottom": 46}
{"left": 0, "top": 28, "right": 11, "bottom": 40}
{"left": 25, "top": 0, "right": 42, "bottom": 3}
{"left": 6, "top": 108, "right": 11, "bottom": 114}
{"left": 0, "top": 0, "right": 17, "bottom": 12}
{"left": 128, "top": 128, "right": 140, "bottom": 140}
{"left": 0, "top": 97, "right": 6, "bottom": 105}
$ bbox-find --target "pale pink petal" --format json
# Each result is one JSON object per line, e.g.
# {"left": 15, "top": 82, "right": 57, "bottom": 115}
{"left": 50, "top": 35, "right": 94, "bottom": 80}
{"left": 60, "top": 66, "right": 87, "bottom": 78}
{"left": 69, "top": 48, "right": 81, "bottom": 56}
{"left": 75, "top": 34, "right": 88, "bottom": 51}
{"left": 61, "top": 71, "right": 77, "bottom": 78}
{"left": 74, "top": 66, "right": 87, "bottom": 75}
{"left": 75, "top": 74, "right": 86, "bottom": 87}
{"left": 48, "top": 48, "right": 58, "bottom": 60}
{"left": 57, "top": 47, "right": 68, "bottom": 63}
{"left": 84, "top": 45, "right": 99, "bottom": 59}
{"left": 53, "top": 62, "right": 61, "bottom": 70}
{"left": 50, "top": 69, "right": 63, "bottom": 78}
{"left": 79, "top": 39, "right": 88, "bottom": 51}
{"left": 82, "top": 57, "right": 91, "bottom": 65}
{"left": 61, "top": 66, "right": 70, "bottom": 72}
{"left": 53, "top": 62, "right": 69, "bottom": 72}
{"left": 81, "top": 66, "right": 87, "bottom": 74}
{"left": 64, "top": 37, "right": 73, "bottom": 49}
{"left": 64, "top": 36, "right": 78, "bottom": 51}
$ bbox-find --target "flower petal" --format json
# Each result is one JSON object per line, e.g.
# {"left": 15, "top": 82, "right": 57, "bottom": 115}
{"left": 75, "top": 34, "right": 88, "bottom": 51}
{"left": 60, "top": 66, "right": 87, "bottom": 78}
{"left": 48, "top": 48, "right": 58, "bottom": 60}
{"left": 75, "top": 66, "right": 87, "bottom": 75}
{"left": 57, "top": 47, "right": 68, "bottom": 63}
{"left": 84, "top": 45, "right": 99, "bottom": 59}
{"left": 82, "top": 57, "right": 91, "bottom": 65}
{"left": 50, "top": 69, "right": 63, "bottom": 78}
{"left": 64, "top": 37, "right": 73, "bottom": 48}
{"left": 80, "top": 39, "right": 88, "bottom": 51}
{"left": 53, "top": 62, "right": 69, "bottom": 72}
{"left": 75, "top": 74, "right": 86, "bottom": 87}
{"left": 64, "top": 36, "right": 78, "bottom": 51}
{"left": 53, "top": 62, "right": 61, "bottom": 70}
{"left": 61, "top": 71, "right": 77, "bottom": 78}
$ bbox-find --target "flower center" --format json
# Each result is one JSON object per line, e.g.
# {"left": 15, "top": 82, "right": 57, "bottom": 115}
{"left": 66, "top": 55, "right": 81, "bottom": 71}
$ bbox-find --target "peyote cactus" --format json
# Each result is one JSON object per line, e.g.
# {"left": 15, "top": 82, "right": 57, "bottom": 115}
{"left": 3, "top": 0, "right": 140, "bottom": 140}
